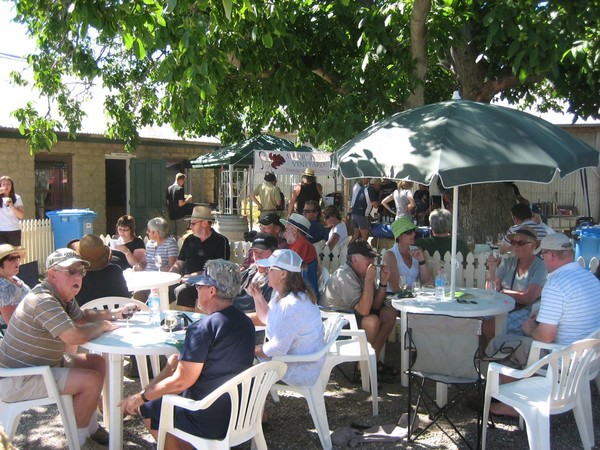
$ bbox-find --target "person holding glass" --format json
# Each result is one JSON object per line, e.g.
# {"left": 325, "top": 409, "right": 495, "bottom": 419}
{"left": 0, "top": 176, "right": 25, "bottom": 246}
{"left": 249, "top": 249, "right": 325, "bottom": 387}
{"left": 140, "top": 217, "right": 178, "bottom": 272}
{"left": 484, "top": 226, "right": 547, "bottom": 340}
{"left": 383, "top": 217, "right": 431, "bottom": 293}
{"left": 0, "top": 245, "right": 29, "bottom": 330}
{"left": 114, "top": 215, "right": 146, "bottom": 269}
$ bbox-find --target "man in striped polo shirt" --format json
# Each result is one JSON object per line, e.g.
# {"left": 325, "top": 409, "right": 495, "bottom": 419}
{"left": 487, "top": 233, "right": 600, "bottom": 416}
{"left": 0, "top": 249, "right": 140, "bottom": 449}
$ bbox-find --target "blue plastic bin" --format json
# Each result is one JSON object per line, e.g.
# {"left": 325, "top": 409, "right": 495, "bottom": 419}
{"left": 46, "top": 209, "right": 97, "bottom": 249}
{"left": 574, "top": 226, "right": 600, "bottom": 269}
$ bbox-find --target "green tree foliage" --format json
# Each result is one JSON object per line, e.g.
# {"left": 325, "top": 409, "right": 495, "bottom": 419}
{"left": 7, "top": 0, "right": 600, "bottom": 153}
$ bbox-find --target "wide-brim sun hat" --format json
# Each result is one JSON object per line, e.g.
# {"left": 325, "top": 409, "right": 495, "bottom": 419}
{"left": 185, "top": 205, "right": 214, "bottom": 222}
{"left": 302, "top": 168, "right": 316, "bottom": 177}
{"left": 391, "top": 217, "right": 417, "bottom": 239}
{"left": 73, "top": 234, "right": 112, "bottom": 271}
{"left": 507, "top": 226, "right": 539, "bottom": 245}
{"left": 256, "top": 249, "right": 303, "bottom": 272}
{"left": 0, "top": 244, "right": 27, "bottom": 261}
{"left": 280, "top": 213, "right": 313, "bottom": 239}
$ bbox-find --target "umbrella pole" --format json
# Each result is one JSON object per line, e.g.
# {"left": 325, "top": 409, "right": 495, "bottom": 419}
{"left": 450, "top": 186, "right": 459, "bottom": 299}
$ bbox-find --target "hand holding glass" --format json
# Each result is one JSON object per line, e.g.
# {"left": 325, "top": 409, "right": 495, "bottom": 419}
{"left": 155, "top": 254, "right": 163, "bottom": 271}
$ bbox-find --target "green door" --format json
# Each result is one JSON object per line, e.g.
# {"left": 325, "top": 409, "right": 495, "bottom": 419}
{"left": 130, "top": 159, "right": 166, "bottom": 236}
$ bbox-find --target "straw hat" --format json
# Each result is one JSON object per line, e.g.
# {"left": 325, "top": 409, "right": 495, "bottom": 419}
{"left": 302, "top": 168, "right": 316, "bottom": 177}
{"left": 186, "top": 205, "right": 214, "bottom": 222}
{"left": 0, "top": 244, "right": 27, "bottom": 261}
{"left": 73, "top": 234, "right": 112, "bottom": 271}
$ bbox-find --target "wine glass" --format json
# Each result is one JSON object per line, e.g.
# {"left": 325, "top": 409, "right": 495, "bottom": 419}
{"left": 466, "top": 236, "right": 475, "bottom": 252}
{"left": 122, "top": 308, "right": 134, "bottom": 328}
{"left": 164, "top": 312, "right": 178, "bottom": 341}
{"left": 487, "top": 281, "right": 497, "bottom": 298}
{"left": 411, "top": 281, "right": 421, "bottom": 297}
{"left": 398, "top": 275, "right": 407, "bottom": 293}
{"left": 497, "top": 233, "right": 504, "bottom": 246}
{"left": 155, "top": 254, "right": 163, "bottom": 271}
{"left": 485, "top": 235, "right": 493, "bottom": 247}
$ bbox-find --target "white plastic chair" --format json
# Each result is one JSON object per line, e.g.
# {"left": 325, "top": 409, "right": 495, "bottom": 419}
{"left": 0, "top": 364, "right": 80, "bottom": 449}
{"left": 482, "top": 338, "right": 600, "bottom": 450}
{"left": 270, "top": 314, "right": 346, "bottom": 449}
{"left": 80, "top": 297, "right": 159, "bottom": 389}
{"left": 156, "top": 361, "right": 287, "bottom": 450}
{"left": 319, "top": 307, "right": 379, "bottom": 416}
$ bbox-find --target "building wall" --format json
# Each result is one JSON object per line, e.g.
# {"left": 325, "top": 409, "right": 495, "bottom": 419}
{"left": 0, "top": 132, "right": 217, "bottom": 234}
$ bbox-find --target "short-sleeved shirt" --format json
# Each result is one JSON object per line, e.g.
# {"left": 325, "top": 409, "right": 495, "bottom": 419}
{"left": 352, "top": 186, "right": 377, "bottom": 216}
{"left": 415, "top": 236, "right": 470, "bottom": 260}
{"left": 322, "top": 263, "right": 376, "bottom": 311}
{"left": 392, "top": 189, "right": 414, "bottom": 220}
{"left": 177, "top": 231, "right": 230, "bottom": 274}
{"left": 536, "top": 261, "right": 600, "bottom": 345}
{"left": 119, "top": 236, "right": 146, "bottom": 254}
{"left": 0, "top": 281, "right": 84, "bottom": 368}
{"left": 0, "top": 276, "right": 30, "bottom": 326}
{"left": 253, "top": 181, "right": 281, "bottom": 211}
{"left": 327, "top": 222, "right": 348, "bottom": 250}
{"left": 307, "top": 220, "right": 328, "bottom": 244}
{"left": 262, "top": 291, "right": 325, "bottom": 386}
{"left": 140, "top": 305, "right": 255, "bottom": 439}
{"left": 496, "top": 255, "right": 547, "bottom": 299}
{"left": 166, "top": 183, "right": 186, "bottom": 220}
{"left": 0, "top": 194, "right": 23, "bottom": 231}
{"left": 145, "top": 236, "right": 180, "bottom": 271}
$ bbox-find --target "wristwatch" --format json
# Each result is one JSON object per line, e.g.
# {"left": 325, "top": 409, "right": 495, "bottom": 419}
{"left": 140, "top": 389, "right": 149, "bottom": 403}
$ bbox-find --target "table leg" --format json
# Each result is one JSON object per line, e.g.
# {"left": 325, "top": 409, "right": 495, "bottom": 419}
{"left": 107, "top": 353, "right": 125, "bottom": 450}
{"left": 436, "top": 384, "right": 448, "bottom": 407}
{"left": 158, "top": 286, "right": 170, "bottom": 310}
{"left": 101, "top": 353, "right": 110, "bottom": 431}
{"left": 495, "top": 312, "right": 508, "bottom": 336}
{"left": 400, "top": 312, "right": 409, "bottom": 387}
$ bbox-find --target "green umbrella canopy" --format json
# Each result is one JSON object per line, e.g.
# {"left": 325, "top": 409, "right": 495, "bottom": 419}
{"left": 331, "top": 100, "right": 599, "bottom": 187}
{"left": 191, "top": 134, "right": 314, "bottom": 168}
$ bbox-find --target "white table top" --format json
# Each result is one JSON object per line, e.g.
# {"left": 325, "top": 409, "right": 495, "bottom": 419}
{"left": 81, "top": 312, "right": 202, "bottom": 356}
{"left": 123, "top": 269, "right": 181, "bottom": 292}
{"left": 391, "top": 287, "right": 515, "bottom": 317}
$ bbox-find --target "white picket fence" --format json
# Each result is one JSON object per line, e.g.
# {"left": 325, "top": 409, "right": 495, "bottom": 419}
{"left": 20, "top": 219, "right": 54, "bottom": 275}
{"left": 21, "top": 221, "right": 600, "bottom": 284}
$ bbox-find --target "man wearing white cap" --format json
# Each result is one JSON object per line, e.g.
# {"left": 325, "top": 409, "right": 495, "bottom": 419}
{"left": 0, "top": 248, "right": 141, "bottom": 449}
{"left": 487, "top": 233, "right": 600, "bottom": 417}
{"left": 280, "top": 213, "right": 320, "bottom": 300}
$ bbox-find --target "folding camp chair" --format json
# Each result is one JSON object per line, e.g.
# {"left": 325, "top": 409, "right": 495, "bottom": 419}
{"left": 405, "top": 313, "right": 484, "bottom": 450}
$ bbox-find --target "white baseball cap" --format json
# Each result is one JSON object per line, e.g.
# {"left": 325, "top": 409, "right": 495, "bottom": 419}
{"left": 256, "top": 249, "right": 303, "bottom": 272}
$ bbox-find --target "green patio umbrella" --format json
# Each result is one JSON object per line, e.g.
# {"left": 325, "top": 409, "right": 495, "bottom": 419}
{"left": 331, "top": 100, "right": 599, "bottom": 297}
{"left": 190, "top": 134, "right": 313, "bottom": 168}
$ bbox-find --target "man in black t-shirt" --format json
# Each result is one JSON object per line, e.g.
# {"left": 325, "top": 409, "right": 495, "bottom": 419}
{"left": 166, "top": 173, "right": 193, "bottom": 238}
{"left": 170, "top": 206, "right": 231, "bottom": 310}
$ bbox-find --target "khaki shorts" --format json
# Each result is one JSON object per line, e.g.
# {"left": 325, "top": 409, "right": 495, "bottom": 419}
{"left": 0, "top": 354, "right": 75, "bottom": 403}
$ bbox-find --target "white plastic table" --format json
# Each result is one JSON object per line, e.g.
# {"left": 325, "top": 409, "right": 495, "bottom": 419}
{"left": 391, "top": 287, "right": 515, "bottom": 404}
{"left": 123, "top": 269, "right": 181, "bottom": 310}
{"left": 81, "top": 313, "right": 182, "bottom": 450}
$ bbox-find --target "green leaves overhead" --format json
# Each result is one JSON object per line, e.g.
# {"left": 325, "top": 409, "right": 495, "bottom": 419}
{"left": 8, "top": 0, "right": 600, "bottom": 153}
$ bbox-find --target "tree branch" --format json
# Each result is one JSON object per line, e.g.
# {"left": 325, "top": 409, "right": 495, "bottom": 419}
{"left": 476, "top": 74, "right": 545, "bottom": 102}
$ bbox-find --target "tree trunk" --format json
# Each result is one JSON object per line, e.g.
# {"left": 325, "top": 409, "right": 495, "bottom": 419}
{"left": 406, "top": 0, "right": 432, "bottom": 109}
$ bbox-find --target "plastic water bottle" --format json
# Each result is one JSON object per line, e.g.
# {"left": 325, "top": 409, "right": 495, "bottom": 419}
{"left": 147, "top": 288, "right": 160, "bottom": 325}
{"left": 435, "top": 269, "right": 445, "bottom": 301}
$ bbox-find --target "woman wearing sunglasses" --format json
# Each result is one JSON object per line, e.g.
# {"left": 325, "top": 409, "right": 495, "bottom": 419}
{"left": 0, "top": 244, "right": 29, "bottom": 328}
{"left": 485, "top": 226, "right": 547, "bottom": 339}
{"left": 249, "top": 249, "right": 325, "bottom": 387}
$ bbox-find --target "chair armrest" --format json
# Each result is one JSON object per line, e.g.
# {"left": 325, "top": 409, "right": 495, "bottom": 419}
{"left": 271, "top": 352, "right": 324, "bottom": 363}
{"left": 526, "top": 340, "right": 563, "bottom": 367}
{"left": 0, "top": 365, "right": 53, "bottom": 378}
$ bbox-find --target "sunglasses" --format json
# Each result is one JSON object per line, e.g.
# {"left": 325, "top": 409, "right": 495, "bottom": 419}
{"left": 5, "top": 255, "right": 21, "bottom": 262}
{"left": 509, "top": 240, "right": 531, "bottom": 246}
{"left": 55, "top": 267, "right": 87, "bottom": 277}
{"left": 402, "top": 229, "right": 416, "bottom": 235}
{"left": 302, "top": 209, "right": 316, "bottom": 213}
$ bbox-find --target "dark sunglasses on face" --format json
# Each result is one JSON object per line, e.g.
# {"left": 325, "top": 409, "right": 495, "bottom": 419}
{"left": 55, "top": 267, "right": 87, "bottom": 277}
{"left": 302, "top": 209, "right": 316, "bottom": 213}
{"left": 509, "top": 240, "right": 531, "bottom": 246}
{"left": 5, "top": 255, "right": 21, "bottom": 262}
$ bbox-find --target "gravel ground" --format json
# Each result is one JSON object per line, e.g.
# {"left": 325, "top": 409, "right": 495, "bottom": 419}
{"left": 9, "top": 342, "right": 600, "bottom": 449}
